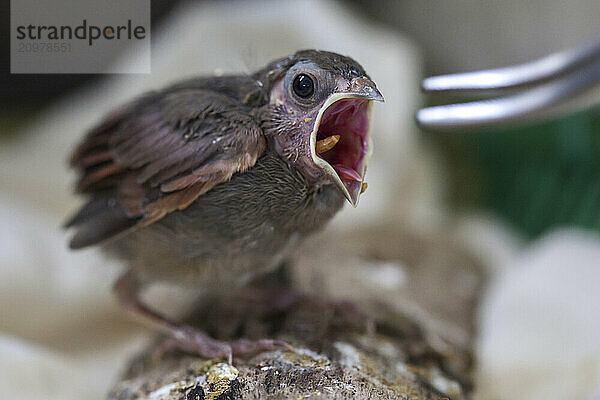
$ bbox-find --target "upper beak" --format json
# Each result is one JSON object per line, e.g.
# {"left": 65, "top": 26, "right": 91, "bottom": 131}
{"left": 348, "top": 77, "right": 385, "bottom": 102}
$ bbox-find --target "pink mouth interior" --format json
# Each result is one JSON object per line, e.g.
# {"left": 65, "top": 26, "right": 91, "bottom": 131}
{"left": 316, "top": 98, "right": 370, "bottom": 201}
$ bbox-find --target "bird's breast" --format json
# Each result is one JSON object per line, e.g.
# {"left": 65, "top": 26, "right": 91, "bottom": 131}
{"left": 114, "top": 152, "right": 344, "bottom": 290}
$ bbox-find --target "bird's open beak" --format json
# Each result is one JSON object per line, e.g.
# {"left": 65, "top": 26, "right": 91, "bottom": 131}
{"left": 309, "top": 77, "right": 384, "bottom": 207}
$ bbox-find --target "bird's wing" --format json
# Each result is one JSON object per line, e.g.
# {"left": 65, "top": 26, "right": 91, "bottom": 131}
{"left": 66, "top": 88, "right": 266, "bottom": 249}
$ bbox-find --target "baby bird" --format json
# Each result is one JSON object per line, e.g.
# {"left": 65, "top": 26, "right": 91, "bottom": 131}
{"left": 66, "top": 50, "right": 383, "bottom": 361}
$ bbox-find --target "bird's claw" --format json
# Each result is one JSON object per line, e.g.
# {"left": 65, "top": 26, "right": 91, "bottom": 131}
{"left": 153, "top": 326, "right": 292, "bottom": 364}
{"left": 153, "top": 326, "right": 233, "bottom": 363}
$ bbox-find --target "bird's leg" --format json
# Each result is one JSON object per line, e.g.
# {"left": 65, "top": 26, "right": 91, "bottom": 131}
{"left": 237, "top": 264, "right": 375, "bottom": 335}
{"left": 113, "top": 271, "right": 289, "bottom": 363}
{"left": 235, "top": 283, "right": 375, "bottom": 337}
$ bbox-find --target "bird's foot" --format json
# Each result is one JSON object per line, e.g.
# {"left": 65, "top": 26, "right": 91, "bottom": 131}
{"left": 153, "top": 326, "right": 292, "bottom": 364}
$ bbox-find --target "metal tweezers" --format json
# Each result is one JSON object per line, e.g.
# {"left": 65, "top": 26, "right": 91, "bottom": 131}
{"left": 416, "top": 37, "right": 600, "bottom": 131}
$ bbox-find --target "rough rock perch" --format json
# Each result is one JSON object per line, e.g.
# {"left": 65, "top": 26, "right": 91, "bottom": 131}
{"left": 109, "top": 299, "right": 470, "bottom": 400}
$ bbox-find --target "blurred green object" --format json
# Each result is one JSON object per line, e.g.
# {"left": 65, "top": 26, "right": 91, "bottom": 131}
{"left": 435, "top": 109, "right": 600, "bottom": 238}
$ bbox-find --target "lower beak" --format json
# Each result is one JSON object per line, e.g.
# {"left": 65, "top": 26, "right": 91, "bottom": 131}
{"left": 310, "top": 77, "right": 384, "bottom": 207}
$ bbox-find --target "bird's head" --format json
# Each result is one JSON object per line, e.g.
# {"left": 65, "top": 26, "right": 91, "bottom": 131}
{"left": 256, "top": 50, "right": 384, "bottom": 207}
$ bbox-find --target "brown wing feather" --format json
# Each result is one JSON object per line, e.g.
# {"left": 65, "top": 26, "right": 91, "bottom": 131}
{"left": 67, "top": 88, "right": 266, "bottom": 249}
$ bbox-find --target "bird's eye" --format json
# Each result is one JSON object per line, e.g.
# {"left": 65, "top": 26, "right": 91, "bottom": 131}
{"left": 292, "top": 74, "right": 314, "bottom": 98}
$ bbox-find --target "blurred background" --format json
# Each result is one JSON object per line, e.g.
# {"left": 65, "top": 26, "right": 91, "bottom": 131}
{"left": 1, "top": 1, "right": 599, "bottom": 399}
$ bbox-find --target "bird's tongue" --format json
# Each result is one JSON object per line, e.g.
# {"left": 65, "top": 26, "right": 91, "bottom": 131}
{"left": 333, "top": 164, "right": 362, "bottom": 182}
{"left": 316, "top": 136, "right": 362, "bottom": 182}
